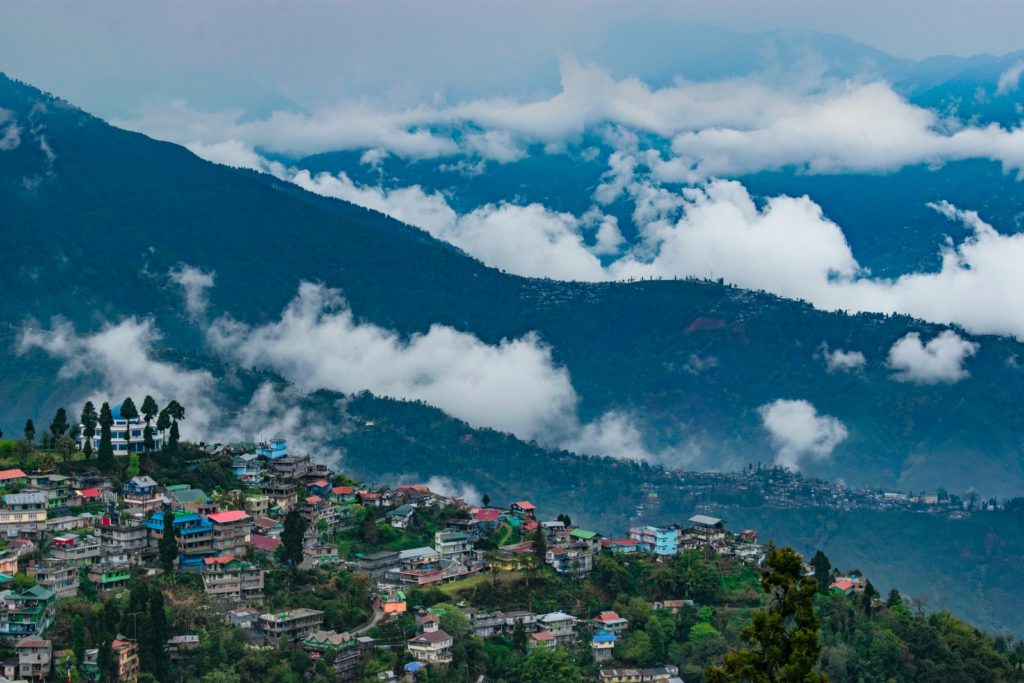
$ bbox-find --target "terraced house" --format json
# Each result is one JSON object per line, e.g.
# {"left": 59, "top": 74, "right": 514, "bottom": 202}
{"left": 0, "top": 586, "right": 55, "bottom": 642}
{"left": 0, "top": 492, "right": 47, "bottom": 539}
{"left": 207, "top": 510, "right": 252, "bottom": 557}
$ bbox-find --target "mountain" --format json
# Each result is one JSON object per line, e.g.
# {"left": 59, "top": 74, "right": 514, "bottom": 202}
{"left": 3, "top": 72, "right": 1024, "bottom": 497}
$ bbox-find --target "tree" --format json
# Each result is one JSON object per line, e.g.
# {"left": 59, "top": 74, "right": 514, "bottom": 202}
{"left": 481, "top": 494, "right": 491, "bottom": 507}
{"left": 147, "top": 589, "right": 169, "bottom": 680}
{"left": 23, "top": 419, "right": 34, "bottom": 445}
{"left": 57, "top": 436, "right": 76, "bottom": 467}
{"left": 159, "top": 505, "right": 178, "bottom": 572}
{"left": 531, "top": 527, "right": 547, "bottom": 566}
{"left": 168, "top": 421, "right": 181, "bottom": 453}
{"left": 80, "top": 401, "right": 98, "bottom": 461}
{"left": 281, "top": 509, "right": 307, "bottom": 567}
{"left": 886, "top": 588, "right": 903, "bottom": 608}
{"left": 706, "top": 547, "right": 827, "bottom": 683}
{"left": 165, "top": 400, "right": 185, "bottom": 422}
{"left": 98, "top": 402, "right": 115, "bottom": 471}
{"left": 512, "top": 619, "right": 528, "bottom": 652}
{"left": 126, "top": 453, "right": 141, "bottom": 478}
{"left": 143, "top": 425, "right": 155, "bottom": 454}
{"left": 156, "top": 408, "right": 171, "bottom": 438}
{"left": 140, "top": 395, "right": 159, "bottom": 425}
{"left": 49, "top": 407, "right": 69, "bottom": 440}
{"left": 810, "top": 549, "right": 832, "bottom": 595}
{"left": 120, "top": 397, "right": 139, "bottom": 456}
{"left": 72, "top": 613, "right": 86, "bottom": 670}
{"left": 556, "top": 513, "right": 572, "bottom": 527}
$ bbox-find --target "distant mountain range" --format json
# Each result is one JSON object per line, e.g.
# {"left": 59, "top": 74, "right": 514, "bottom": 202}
{"left": 3, "top": 72, "right": 1024, "bottom": 498}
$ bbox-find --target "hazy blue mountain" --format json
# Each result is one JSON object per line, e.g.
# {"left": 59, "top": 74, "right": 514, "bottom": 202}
{"left": 4, "top": 73, "right": 1024, "bottom": 499}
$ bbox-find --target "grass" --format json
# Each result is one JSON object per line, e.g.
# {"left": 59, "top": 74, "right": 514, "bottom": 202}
{"left": 438, "top": 570, "right": 520, "bottom": 598}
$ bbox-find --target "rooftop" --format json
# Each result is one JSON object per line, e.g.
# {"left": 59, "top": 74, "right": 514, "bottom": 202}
{"left": 207, "top": 510, "right": 250, "bottom": 524}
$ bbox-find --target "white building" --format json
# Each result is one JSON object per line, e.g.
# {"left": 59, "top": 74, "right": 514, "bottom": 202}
{"left": 79, "top": 404, "right": 163, "bottom": 454}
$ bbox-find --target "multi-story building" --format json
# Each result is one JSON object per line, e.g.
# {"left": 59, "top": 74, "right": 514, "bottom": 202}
{"left": 111, "top": 637, "right": 140, "bottom": 682}
{"left": 510, "top": 501, "right": 536, "bottom": 520}
{"left": 201, "top": 555, "right": 264, "bottom": 602}
{"left": 434, "top": 530, "right": 474, "bottom": 561}
{"left": 79, "top": 403, "right": 162, "bottom": 454}
{"left": 0, "top": 586, "right": 55, "bottom": 642}
{"left": 353, "top": 550, "right": 400, "bottom": 576}
{"left": 537, "top": 611, "right": 578, "bottom": 646}
{"left": 0, "top": 492, "right": 48, "bottom": 538}
{"left": 270, "top": 454, "right": 311, "bottom": 481}
{"left": 87, "top": 563, "right": 131, "bottom": 592}
{"left": 121, "top": 476, "right": 162, "bottom": 512}
{"left": 16, "top": 637, "right": 51, "bottom": 680}
{"left": 545, "top": 545, "right": 593, "bottom": 575}
{"left": 30, "top": 474, "right": 73, "bottom": 510}
{"left": 97, "top": 518, "right": 151, "bottom": 564}
{"left": 259, "top": 608, "right": 323, "bottom": 641}
{"left": 627, "top": 526, "right": 678, "bottom": 556}
{"left": 207, "top": 511, "right": 252, "bottom": 557}
{"left": 0, "top": 469, "right": 27, "bottom": 488}
{"left": 407, "top": 618, "right": 453, "bottom": 666}
{"left": 244, "top": 496, "right": 271, "bottom": 517}
{"left": 256, "top": 436, "right": 288, "bottom": 460}
{"left": 299, "top": 496, "right": 344, "bottom": 532}
{"left": 594, "top": 611, "right": 629, "bottom": 634}
{"left": 28, "top": 560, "right": 79, "bottom": 598}
{"left": 302, "top": 630, "right": 364, "bottom": 683}
{"left": 261, "top": 478, "right": 298, "bottom": 510}
{"left": 50, "top": 534, "right": 102, "bottom": 566}
{"left": 232, "top": 453, "right": 265, "bottom": 488}
{"left": 146, "top": 511, "right": 215, "bottom": 568}
{"left": 591, "top": 632, "right": 617, "bottom": 662}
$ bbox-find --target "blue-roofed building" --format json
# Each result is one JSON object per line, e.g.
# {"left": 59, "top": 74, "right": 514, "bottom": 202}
{"left": 256, "top": 437, "right": 287, "bottom": 460}
{"left": 591, "top": 631, "right": 616, "bottom": 661}
{"left": 78, "top": 404, "right": 163, "bottom": 454}
{"left": 146, "top": 511, "right": 215, "bottom": 568}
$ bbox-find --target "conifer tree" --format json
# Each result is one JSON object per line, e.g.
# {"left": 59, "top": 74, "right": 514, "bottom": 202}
{"left": 98, "top": 402, "right": 115, "bottom": 471}
{"left": 49, "top": 407, "right": 69, "bottom": 440}
{"left": 80, "top": 401, "right": 98, "bottom": 461}
{"left": 23, "top": 419, "right": 34, "bottom": 445}
{"left": 159, "top": 505, "right": 178, "bottom": 572}
{"left": 810, "top": 549, "right": 831, "bottom": 594}
{"left": 532, "top": 527, "right": 547, "bottom": 566}
{"left": 281, "top": 509, "right": 307, "bottom": 567}
{"left": 120, "top": 397, "right": 138, "bottom": 456}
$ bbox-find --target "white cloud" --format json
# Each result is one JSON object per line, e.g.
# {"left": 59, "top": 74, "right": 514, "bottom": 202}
{"left": 169, "top": 265, "right": 215, "bottom": 319}
{"left": 16, "top": 318, "right": 218, "bottom": 437}
{"left": 758, "top": 399, "right": 848, "bottom": 469}
{"left": 886, "top": 331, "right": 979, "bottom": 384}
{"left": 206, "top": 282, "right": 580, "bottom": 441}
{"left": 822, "top": 345, "right": 867, "bottom": 373}
{"left": 422, "top": 476, "right": 482, "bottom": 505}
{"left": 0, "top": 109, "right": 20, "bottom": 151}
{"left": 997, "top": 61, "right": 1024, "bottom": 96}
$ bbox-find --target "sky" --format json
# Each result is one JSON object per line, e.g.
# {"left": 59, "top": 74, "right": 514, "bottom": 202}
{"left": 3, "top": 1, "right": 1024, "bottom": 121}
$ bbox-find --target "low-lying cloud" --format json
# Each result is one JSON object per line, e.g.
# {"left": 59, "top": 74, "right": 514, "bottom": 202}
{"left": 822, "top": 345, "right": 867, "bottom": 373}
{"left": 758, "top": 398, "right": 848, "bottom": 469}
{"left": 169, "top": 265, "right": 215, "bottom": 319}
{"left": 887, "top": 331, "right": 979, "bottom": 384}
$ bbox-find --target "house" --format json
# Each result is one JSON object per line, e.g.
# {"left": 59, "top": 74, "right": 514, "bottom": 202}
{"left": 166, "top": 634, "right": 201, "bottom": 661}
{"left": 398, "top": 547, "right": 440, "bottom": 568}
{"left": 569, "top": 528, "right": 602, "bottom": 553}
{"left": 46, "top": 513, "right": 94, "bottom": 533}
{"left": 97, "top": 518, "right": 152, "bottom": 564}
{"left": 79, "top": 403, "right": 162, "bottom": 454}
{"left": 252, "top": 516, "right": 283, "bottom": 537}
{"left": 207, "top": 510, "right": 252, "bottom": 557}
{"left": 251, "top": 535, "right": 281, "bottom": 557}
{"left": 627, "top": 526, "right": 678, "bottom": 556}
{"left": 261, "top": 477, "right": 298, "bottom": 510}
{"left": 307, "top": 479, "right": 331, "bottom": 497}
{"left": 270, "top": 454, "right": 311, "bottom": 482}
{"left": 16, "top": 637, "right": 51, "bottom": 681}
{"left": 303, "top": 543, "right": 340, "bottom": 567}
{"left": 330, "top": 486, "right": 357, "bottom": 504}
{"left": 260, "top": 608, "right": 324, "bottom": 641}
{"left": 407, "top": 629, "right": 453, "bottom": 666}
{"left": 387, "top": 504, "right": 415, "bottom": 529}
{"left": 202, "top": 555, "right": 264, "bottom": 602}
{"left": 87, "top": 563, "right": 131, "bottom": 591}
{"left": 225, "top": 607, "right": 260, "bottom": 629}
{"left": 357, "top": 490, "right": 384, "bottom": 507}
{"left": 374, "top": 591, "right": 407, "bottom": 615}
{"left": 472, "top": 508, "right": 503, "bottom": 528}
{"left": 530, "top": 630, "right": 557, "bottom": 650}
{"left": 121, "top": 476, "right": 162, "bottom": 512}
{"left": 167, "top": 486, "right": 209, "bottom": 513}
{"left": 537, "top": 611, "right": 578, "bottom": 645}
{"left": 602, "top": 538, "right": 639, "bottom": 554}
{"left": 434, "top": 530, "right": 474, "bottom": 561}
{"left": 243, "top": 495, "right": 271, "bottom": 517}
{"left": 0, "top": 586, "right": 56, "bottom": 641}
{"left": 0, "top": 491, "right": 48, "bottom": 538}
{"left": 0, "top": 470, "right": 27, "bottom": 488}
{"left": 232, "top": 453, "right": 265, "bottom": 488}
{"left": 256, "top": 436, "right": 288, "bottom": 460}
{"left": 302, "top": 630, "right": 364, "bottom": 682}
{"left": 0, "top": 552, "right": 17, "bottom": 577}
{"left": 49, "top": 533, "right": 102, "bottom": 566}
{"left": 594, "top": 611, "right": 629, "bottom": 634}
{"left": 592, "top": 632, "right": 617, "bottom": 661}
{"left": 28, "top": 560, "right": 79, "bottom": 598}
{"left": 146, "top": 511, "right": 214, "bottom": 568}
{"left": 354, "top": 550, "right": 400, "bottom": 575}
{"left": 598, "top": 665, "right": 681, "bottom": 682}
{"left": 545, "top": 546, "right": 593, "bottom": 575}
{"left": 510, "top": 501, "right": 536, "bottom": 520}
{"left": 491, "top": 541, "right": 535, "bottom": 571}
{"left": 111, "top": 637, "right": 140, "bottom": 682}
{"left": 652, "top": 599, "right": 694, "bottom": 614}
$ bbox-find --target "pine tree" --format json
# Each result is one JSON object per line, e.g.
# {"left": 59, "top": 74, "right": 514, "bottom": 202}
{"left": 159, "top": 505, "right": 178, "bottom": 572}
{"left": 532, "top": 527, "right": 547, "bottom": 566}
{"left": 140, "top": 395, "right": 158, "bottom": 425}
{"left": 23, "top": 419, "right": 35, "bottom": 445}
{"left": 147, "top": 589, "right": 169, "bottom": 680}
{"left": 80, "top": 401, "right": 98, "bottom": 461}
{"left": 98, "top": 402, "right": 115, "bottom": 471}
{"left": 481, "top": 494, "right": 491, "bottom": 507}
{"left": 810, "top": 549, "right": 832, "bottom": 594}
{"left": 120, "top": 397, "right": 138, "bottom": 456}
{"left": 706, "top": 547, "right": 827, "bottom": 683}
{"left": 168, "top": 420, "right": 180, "bottom": 453}
{"left": 72, "top": 613, "right": 86, "bottom": 670}
{"left": 49, "top": 407, "right": 69, "bottom": 440}
{"left": 281, "top": 509, "right": 307, "bottom": 567}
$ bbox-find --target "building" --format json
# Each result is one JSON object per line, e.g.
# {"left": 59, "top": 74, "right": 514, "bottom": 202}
{"left": 530, "top": 630, "right": 557, "bottom": 650}
{"left": 111, "top": 637, "right": 140, "bottom": 682}
{"left": 28, "top": 560, "right": 79, "bottom": 598}
{"left": 49, "top": 534, "right": 102, "bottom": 566}
{"left": 603, "top": 538, "right": 639, "bottom": 554}
{"left": 302, "top": 630, "right": 364, "bottom": 683}
{"left": 0, "top": 470, "right": 27, "bottom": 488}
{"left": 97, "top": 518, "right": 151, "bottom": 564}
{"left": 79, "top": 404, "right": 162, "bottom": 454}
{"left": 354, "top": 550, "right": 400, "bottom": 575}
{"left": 374, "top": 591, "right": 407, "bottom": 615}
{"left": 260, "top": 608, "right": 324, "bottom": 641}
{"left": 233, "top": 453, "right": 266, "bottom": 488}
{"left": 244, "top": 495, "right": 271, "bottom": 518}
{"left": 510, "top": 501, "right": 536, "bottom": 520}
{"left": 202, "top": 555, "right": 264, "bottom": 602}
{"left": 627, "top": 526, "right": 678, "bottom": 556}
{"left": 537, "top": 611, "right": 578, "bottom": 646}
{"left": 387, "top": 504, "right": 415, "bottom": 529}
{"left": 592, "top": 632, "right": 617, "bottom": 661}
{"left": 270, "top": 454, "right": 311, "bottom": 482}
{"left": 207, "top": 510, "right": 252, "bottom": 557}
{"left": 261, "top": 478, "right": 298, "bottom": 510}
{"left": 87, "top": 563, "right": 132, "bottom": 591}
{"left": 121, "top": 476, "right": 162, "bottom": 512}
{"left": 0, "top": 491, "right": 48, "bottom": 538}
{"left": 0, "top": 586, "right": 56, "bottom": 642}
{"left": 406, "top": 628, "right": 453, "bottom": 666}
{"left": 251, "top": 535, "right": 281, "bottom": 557}
{"left": 146, "top": 511, "right": 215, "bottom": 568}
{"left": 15, "top": 637, "right": 51, "bottom": 681}
{"left": 598, "top": 665, "right": 681, "bottom": 682}
{"left": 434, "top": 530, "right": 474, "bottom": 561}
{"left": 256, "top": 436, "right": 288, "bottom": 460}
{"left": 167, "top": 486, "right": 210, "bottom": 513}
{"left": 545, "top": 545, "right": 593, "bottom": 575}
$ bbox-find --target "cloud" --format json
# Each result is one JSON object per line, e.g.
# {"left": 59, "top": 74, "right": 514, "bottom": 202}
{"left": 206, "top": 282, "right": 580, "bottom": 441}
{"left": 169, "top": 265, "right": 215, "bottom": 319}
{"left": 821, "top": 344, "right": 866, "bottom": 372}
{"left": 0, "top": 109, "right": 20, "bottom": 151}
{"left": 16, "top": 317, "right": 218, "bottom": 437}
{"left": 758, "top": 399, "right": 848, "bottom": 469}
{"left": 886, "top": 331, "right": 979, "bottom": 384}
{"left": 997, "top": 61, "right": 1024, "bottom": 96}
{"left": 422, "top": 476, "right": 482, "bottom": 505}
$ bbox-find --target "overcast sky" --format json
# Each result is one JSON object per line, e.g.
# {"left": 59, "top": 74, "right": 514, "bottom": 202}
{"left": 3, "top": 1, "right": 1023, "bottom": 119}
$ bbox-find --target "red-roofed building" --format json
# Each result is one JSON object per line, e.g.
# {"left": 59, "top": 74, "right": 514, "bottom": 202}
{"left": 202, "top": 555, "right": 264, "bottom": 601}
{"left": 602, "top": 538, "right": 639, "bottom": 554}
{"left": 594, "top": 611, "right": 629, "bottom": 633}
{"left": 0, "top": 469, "right": 27, "bottom": 486}
{"left": 77, "top": 487, "right": 102, "bottom": 500}
{"left": 529, "top": 630, "right": 556, "bottom": 649}
{"left": 829, "top": 579, "right": 855, "bottom": 595}
{"left": 207, "top": 511, "right": 251, "bottom": 557}
{"left": 473, "top": 508, "right": 503, "bottom": 528}
{"left": 407, "top": 629, "right": 453, "bottom": 666}
{"left": 523, "top": 520, "right": 539, "bottom": 533}
{"left": 250, "top": 534, "right": 281, "bottom": 556}
{"left": 307, "top": 480, "right": 331, "bottom": 497}
{"left": 510, "top": 501, "right": 536, "bottom": 520}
